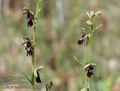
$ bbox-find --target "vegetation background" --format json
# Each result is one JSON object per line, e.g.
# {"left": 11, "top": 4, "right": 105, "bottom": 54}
{"left": 0, "top": 0, "right": 120, "bottom": 91}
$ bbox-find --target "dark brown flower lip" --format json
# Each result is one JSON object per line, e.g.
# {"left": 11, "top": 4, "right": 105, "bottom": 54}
{"left": 87, "top": 71, "right": 93, "bottom": 78}
{"left": 25, "top": 42, "right": 33, "bottom": 56}
{"left": 77, "top": 38, "right": 84, "bottom": 45}
{"left": 36, "top": 71, "right": 42, "bottom": 83}
{"left": 22, "top": 37, "right": 34, "bottom": 56}
{"left": 23, "top": 8, "right": 34, "bottom": 27}
{"left": 77, "top": 31, "right": 87, "bottom": 45}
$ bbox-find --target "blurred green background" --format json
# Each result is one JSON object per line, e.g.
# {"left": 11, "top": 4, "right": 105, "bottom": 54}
{"left": 0, "top": 0, "right": 120, "bottom": 91}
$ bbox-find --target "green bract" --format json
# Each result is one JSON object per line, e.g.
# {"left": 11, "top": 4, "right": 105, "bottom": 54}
{"left": 86, "top": 20, "right": 93, "bottom": 26}
{"left": 95, "top": 11, "right": 102, "bottom": 16}
{"left": 82, "top": 63, "right": 96, "bottom": 70}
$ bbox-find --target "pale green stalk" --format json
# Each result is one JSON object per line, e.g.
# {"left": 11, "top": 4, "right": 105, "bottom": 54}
{"left": 32, "top": 0, "right": 41, "bottom": 87}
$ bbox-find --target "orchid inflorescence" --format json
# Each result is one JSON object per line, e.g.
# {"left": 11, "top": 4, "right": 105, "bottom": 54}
{"left": 22, "top": 0, "right": 45, "bottom": 87}
{"left": 75, "top": 10, "right": 102, "bottom": 91}
{"left": 77, "top": 11, "right": 102, "bottom": 46}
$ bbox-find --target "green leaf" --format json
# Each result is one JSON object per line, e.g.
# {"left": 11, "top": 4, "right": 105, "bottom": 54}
{"left": 31, "top": 71, "right": 34, "bottom": 85}
{"left": 73, "top": 56, "right": 82, "bottom": 66}
{"left": 46, "top": 81, "right": 53, "bottom": 91}
{"left": 23, "top": 73, "right": 33, "bottom": 85}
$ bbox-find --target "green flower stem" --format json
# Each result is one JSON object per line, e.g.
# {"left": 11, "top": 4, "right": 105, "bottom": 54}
{"left": 84, "top": 45, "right": 88, "bottom": 91}
{"left": 84, "top": 23, "right": 95, "bottom": 91}
{"left": 32, "top": 0, "right": 41, "bottom": 87}
{"left": 84, "top": 21, "right": 94, "bottom": 91}
{"left": 84, "top": 74, "right": 87, "bottom": 91}
{"left": 83, "top": 11, "right": 102, "bottom": 91}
